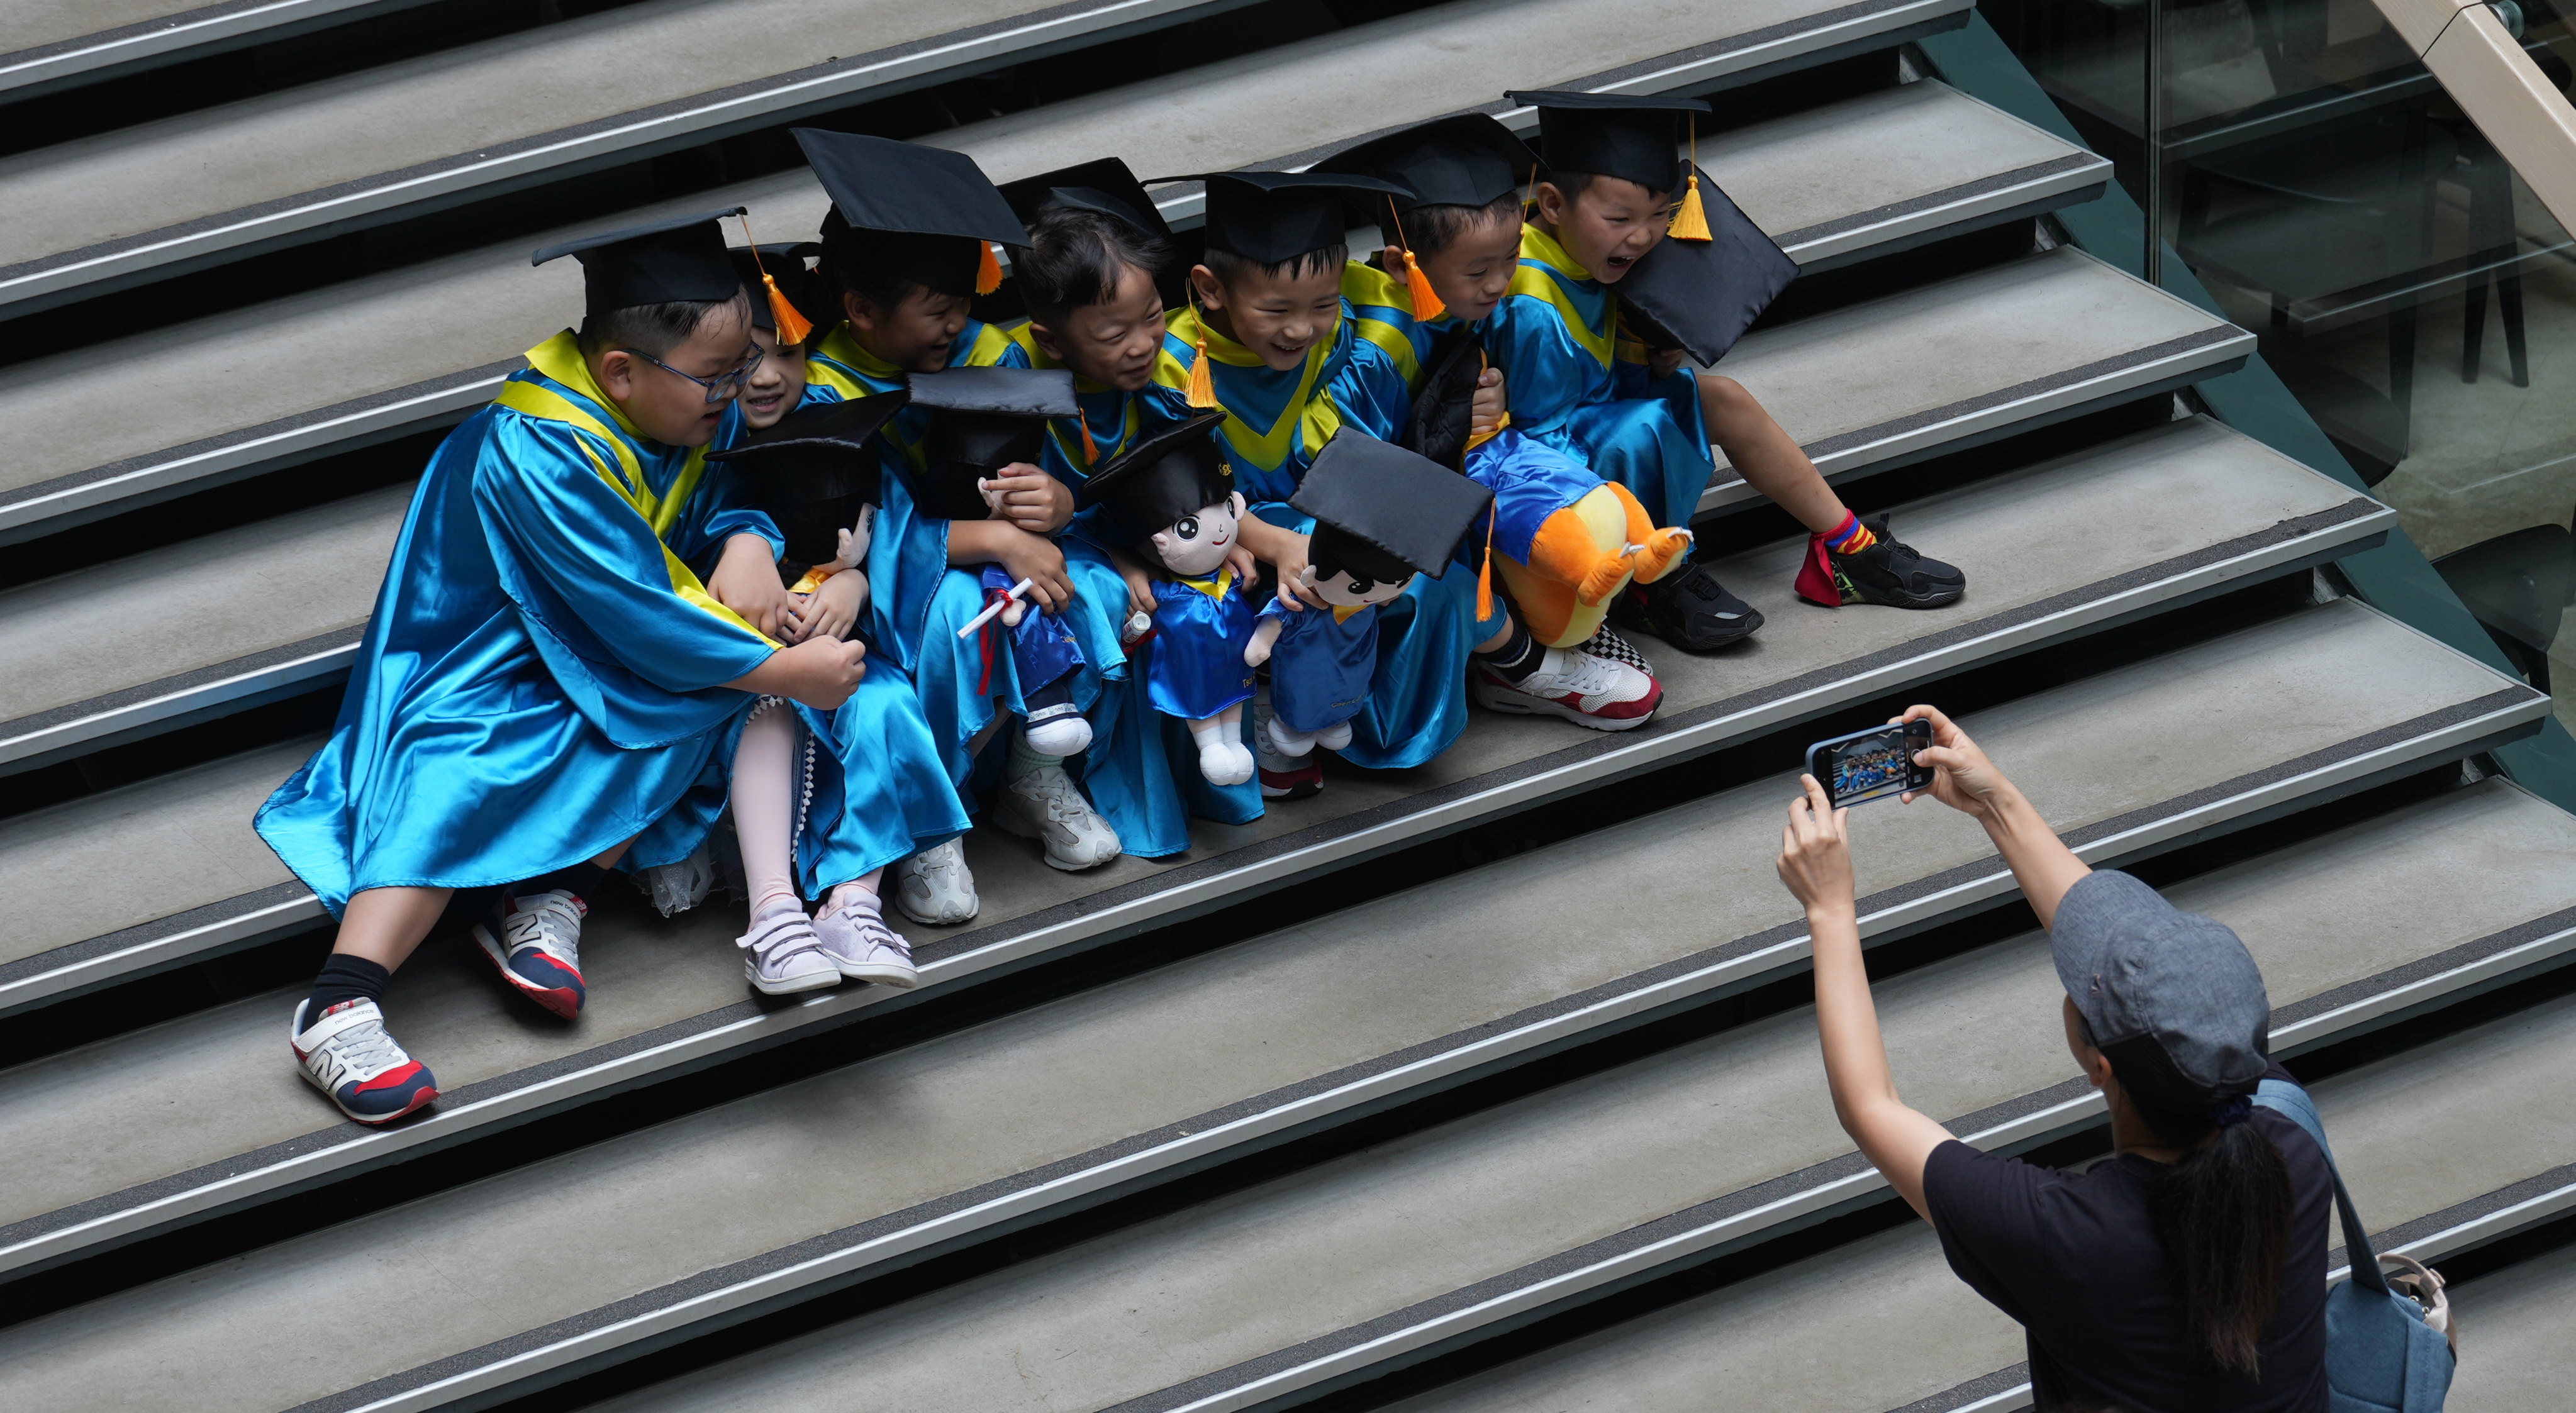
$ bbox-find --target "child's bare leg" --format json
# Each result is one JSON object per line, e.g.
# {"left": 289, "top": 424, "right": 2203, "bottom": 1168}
{"left": 1700, "top": 375, "right": 1848, "bottom": 535}
{"left": 330, "top": 885, "right": 454, "bottom": 971}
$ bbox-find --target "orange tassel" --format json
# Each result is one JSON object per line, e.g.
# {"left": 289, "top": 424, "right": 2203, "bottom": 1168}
{"left": 1668, "top": 119, "right": 1713, "bottom": 242}
{"left": 1079, "top": 418, "right": 1100, "bottom": 466}
{"left": 736, "top": 212, "right": 816, "bottom": 346}
{"left": 1388, "top": 200, "right": 1446, "bottom": 321}
{"left": 975, "top": 240, "right": 1003, "bottom": 296}
{"left": 1476, "top": 501, "right": 1498, "bottom": 621}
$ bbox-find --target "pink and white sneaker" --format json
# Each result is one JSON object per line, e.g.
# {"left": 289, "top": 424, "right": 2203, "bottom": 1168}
{"left": 1473, "top": 646, "right": 1661, "bottom": 731}
{"left": 291, "top": 998, "right": 439, "bottom": 1125}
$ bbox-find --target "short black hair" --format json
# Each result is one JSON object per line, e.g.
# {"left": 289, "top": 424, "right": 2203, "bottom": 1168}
{"left": 1541, "top": 169, "right": 1671, "bottom": 204}
{"left": 1020, "top": 203, "right": 1173, "bottom": 325}
{"left": 817, "top": 223, "right": 925, "bottom": 316}
{"left": 1203, "top": 243, "right": 1346, "bottom": 291}
{"left": 1398, "top": 193, "right": 1524, "bottom": 260}
{"left": 577, "top": 288, "right": 753, "bottom": 359}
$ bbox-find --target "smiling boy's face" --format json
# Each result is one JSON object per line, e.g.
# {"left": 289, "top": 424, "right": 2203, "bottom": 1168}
{"left": 1407, "top": 208, "right": 1524, "bottom": 324}
{"left": 1193, "top": 259, "right": 1342, "bottom": 371}
{"left": 1536, "top": 175, "right": 1674, "bottom": 285}
{"left": 593, "top": 298, "right": 756, "bottom": 448}
{"left": 737, "top": 324, "right": 808, "bottom": 430}
{"left": 1032, "top": 262, "right": 1167, "bottom": 392}
{"left": 845, "top": 284, "right": 970, "bottom": 374}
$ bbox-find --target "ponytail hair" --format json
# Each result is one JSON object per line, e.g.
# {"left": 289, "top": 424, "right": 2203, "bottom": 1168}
{"left": 2134, "top": 1092, "right": 2294, "bottom": 1374}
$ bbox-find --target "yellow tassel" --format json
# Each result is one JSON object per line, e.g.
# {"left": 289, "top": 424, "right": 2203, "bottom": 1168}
{"left": 761, "top": 274, "right": 813, "bottom": 348}
{"left": 1476, "top": 501, "right": 1498, "bottom": 621}
{"left": 1668, "top": 119, "right": 1712, "bottom": 242}
{"left": 1185, "top": 328, "right": 1218, "bottom": 408}
{"left": 975, "top": 240, "right": 1003, "bottom": 296}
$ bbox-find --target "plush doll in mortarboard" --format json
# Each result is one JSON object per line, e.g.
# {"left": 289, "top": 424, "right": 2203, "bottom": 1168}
{"left": 705, "top": 388, "right": 908, "bottom": 645}
{"left": 1077, "top": 411, "right": 1261, "bottom": 785}
{"left": 1245, "top": 435, "right": 1492, "bottom": 771}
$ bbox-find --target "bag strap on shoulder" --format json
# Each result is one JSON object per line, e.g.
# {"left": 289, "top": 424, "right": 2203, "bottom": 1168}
{"left": 2255, "top": 1077, "right": 2391, "bottom": 1294}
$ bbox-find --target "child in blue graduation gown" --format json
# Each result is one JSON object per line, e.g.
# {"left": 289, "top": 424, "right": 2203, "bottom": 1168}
{"left": 1000, "top": 158, "right": 1266, "bottom": 856}
{"left": 792, "top": 128, "right": 1131, "bottom": 924}
{"left": 257, "top": 211, "right": 871, "bottom": 1125}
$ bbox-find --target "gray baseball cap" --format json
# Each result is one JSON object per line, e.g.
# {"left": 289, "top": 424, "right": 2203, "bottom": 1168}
{"left": 2052, "top": 870, "right": 2272, "bottom": 1116}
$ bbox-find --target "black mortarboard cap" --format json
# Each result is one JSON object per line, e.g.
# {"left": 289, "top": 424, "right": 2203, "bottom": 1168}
{"left": 903, "top": 367, "right": 1080, "bottom": 521}
{"left": 532, "top": 206, "right": 747, "bottom": 315}
{"left": 1402, "top": 326, "right": 1488, "bottom": 471}
{"left": 796, "top": 129, "right": 1029, "bottom": 299}
{"left": 1313, "top": 114, "right": 1538, "bottom": 214}
{"left": 1292, "top": 434, "right": 1492, "bottom": 584}
{"left": 705, "top": 390, "right": 906, "bottom": 563}
{"left": 1152, "top": 170, "right": 1409, "bottom": 265}
{"left": 1076, "top": 410, "right": 1234, "bottom": 545}
{"left": 1000, "top": 157, "right": 1172, "bottom": 241}
{"left": 1505, "top": 90, "right": 1710, "bottom": 194}
{"left": 728, "top": 242, "right": 825, "bottom": 333}
{"left": 1613, "top": 162, "right": 1797, "bottom": 365}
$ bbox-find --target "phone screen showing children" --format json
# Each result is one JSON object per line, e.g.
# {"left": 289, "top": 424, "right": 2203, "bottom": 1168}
{"left": 1814, "top": 721, "right": 1929, "bottom": 808}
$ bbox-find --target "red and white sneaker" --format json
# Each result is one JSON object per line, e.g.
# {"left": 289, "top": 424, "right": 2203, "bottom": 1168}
{"left": 473, "top": 889, "right": 587, "bottom": 1018}
{"left": 291, "top": 998, "right": 439, "bottom": 1125}
{"left": 1473, "top": 646, "right": 1661, "bottom": 730}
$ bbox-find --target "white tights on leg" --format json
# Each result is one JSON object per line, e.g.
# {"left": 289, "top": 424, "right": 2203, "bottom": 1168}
{"left": 732, "top": 704, "right": 802, "bottom": 919}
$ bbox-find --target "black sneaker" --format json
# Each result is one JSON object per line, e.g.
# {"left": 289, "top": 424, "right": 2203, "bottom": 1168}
{"left": 1614, "top": 562, "right": 1764, "bottom": 652}
{"left": 1831, "top": 516, "right": 1965, "bottom": 609}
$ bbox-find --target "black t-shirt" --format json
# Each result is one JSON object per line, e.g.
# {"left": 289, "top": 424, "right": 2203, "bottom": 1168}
{"left": 1922, "top": 1063, "right": 2334, "bottom": 1412}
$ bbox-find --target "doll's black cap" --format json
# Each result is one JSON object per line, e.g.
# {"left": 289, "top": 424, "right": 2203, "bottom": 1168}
{"left": 905, "top": 367, "right": 1081, "bottom": 521}
{"left": 1292, "top": 433, "right": 1492, "bottom": 584}
{"left": 705, "top": 389, "right": 905, "bottom": 562}
{"left": 533, "top": 206, "right": 748, "bottom": 314}
{"left": 1078, "top": 409, "right": 1234, "bottom": 543}
{"left": 796, "top": 129, "right": 1027, "bottom": 299}
{"left": 1000, "top": 156, "right": 1172, "bottom": 241}
{"left": 1611, "top": 161, "right": 1797, "bottom": 365}
{"left": 1505, "top": 90, "right": 1710, "bottom": 194}
{"left": 728, "top": 242, "right": 826, "bottom": 333}
{"left": 1313, "top": 114, "right": 1538, "bottom": 214}
{"left": 1151, "top": 169, "right": 1409, "bottom": 265}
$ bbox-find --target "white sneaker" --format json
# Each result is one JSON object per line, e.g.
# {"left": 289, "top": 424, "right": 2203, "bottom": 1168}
{"left": 471, "top": 888, "right": 588, "bottom": 1018}
{"left": 737, "top": 904, "right": 842, "bottom": 995}
{"left": 891, "top": 838, "right": 979, "bottom": 926}
{"left": 1473, "top": 646, "right": 1662, "bottom": 731}
{"left": 995, "top": 763, "right": 1122, "bottom": 871}
{"left": 811, "top": 890, "right": 920, "bottom": 988}
{"left": 291, "top": 997, "right": 439, "bottom": 1125}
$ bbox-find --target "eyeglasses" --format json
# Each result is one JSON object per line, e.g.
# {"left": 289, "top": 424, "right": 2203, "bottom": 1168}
{"left": 622, "top": 345, "right": 766, "bottom": 404}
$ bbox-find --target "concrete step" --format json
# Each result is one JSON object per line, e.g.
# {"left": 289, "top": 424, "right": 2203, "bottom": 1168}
{"left": 0, "top": 416, "right": 2396, "bottom": 1271}
{"left": 0, "top": 596, "right": 2542, "bottom": 1413}
{"left": 0, "top": 416, "right": 2380, "bottom": 1014}
{"left": 1376, "top": 917, "right": 2576, "bottom": 1413}
{"left": 0, "top": 0, "right": 447, "bottom": 99}
{"left": 562, "top": 777, "right": 2576, "bottom": 1413}
{"left": 0, "top": 0, "right": 1973, "bottom": 319}
{"left": 1697, "top": 245, "right": 2251, "bottom": 515}
{"left": 0, "top": 75, "right": 2095, "bottom": 545}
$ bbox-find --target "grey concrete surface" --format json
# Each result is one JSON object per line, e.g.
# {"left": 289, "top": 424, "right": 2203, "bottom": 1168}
{"left": 0, "top": 69, "right": 2075, "bottom": 535}
{"left": 0, "top": 599, "right": 2523, "bottom": 1413}
{"left": 2442, "top": 1239, "right": 2576, "bottom": 1413}
{"left": 0, "top": 739, "right": 312, "bottom": 968}
{"left": 0, "top": 484, "right": 404, "bottom": 728}
{"left": 1703, "top": 246, "right": 2248, "bottom": 507}
{"left": 570, "top": 780, "right": 2576, "bottom": 1413}
{"left": 0, "top": 0, "right": 442, "bottom": 99}
{"left": 1, "top": 0, "right": 233, "bottom": 55}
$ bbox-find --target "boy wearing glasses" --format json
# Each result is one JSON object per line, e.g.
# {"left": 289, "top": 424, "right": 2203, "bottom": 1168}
{"left": 257, "top": 209, "right": 870, "bottom": 1125}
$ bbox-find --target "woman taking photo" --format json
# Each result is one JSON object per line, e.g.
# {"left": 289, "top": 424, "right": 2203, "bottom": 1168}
{"left": 1776, "top": 705, "right": 2334, "bottom": 1412}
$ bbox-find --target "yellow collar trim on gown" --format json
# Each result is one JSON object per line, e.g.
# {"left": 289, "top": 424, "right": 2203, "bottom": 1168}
{"left": 1519, "top": 223, "right": 1595, "bottom": 282}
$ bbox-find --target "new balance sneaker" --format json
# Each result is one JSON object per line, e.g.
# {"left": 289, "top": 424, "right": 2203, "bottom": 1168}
{"left": 891, "top": 838, "right": 979, "bottom": 927}
{"left": 472, "top": 889, "right": 586, "bottom": 1018}
{"left": 291, "top": 998, "right": 438, "bottom": 1125}
{"left": 812, "top": 890, "right": 920, "bottom": 988}
{"left": 995, "top": 763, "right": 1122, "bottom": 870}
{"left": 1614, "top": 562, "right": 1763, "bottom": 651}
{"left": 1473, "top": 645, "right": 1661, "bottom": 730}
{"left": 737, "top": 903, "right": 840, "bottom": 996}
{"left": 1798, "top": 514, "right": 1966, "bottom": 609}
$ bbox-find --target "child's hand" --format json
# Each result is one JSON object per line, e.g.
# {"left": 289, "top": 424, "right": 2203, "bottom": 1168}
{"left": 988, "top": 526, "right": 1075, "bottom": 614}
{"left": 788, "top": 571, "right": 865, "bottom": 643}
{"left": 1648, "top": 346, "right": 1690, "bottom": 380}
{"left": 770, "top": 636, "right": 869, "bottom": 710}
{"left": 1266, "top": 529, "right": 1315, "bottom": 612}
{"left": 981, "top": 463, "right": 1074, "bottom": 535}
{"left": 1107, "top": 546, "right": 1157, "bottom": 619}
{"left": 710, "top": 533, "right": 793, "bottom": 640}
{"left": 1224, "top": 540, "right": 1257, "bottom": 586}
{"left": 1470, "top": 365, "right": 1508, "bottom": 439}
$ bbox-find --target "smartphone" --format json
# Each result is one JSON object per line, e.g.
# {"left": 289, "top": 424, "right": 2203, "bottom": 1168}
{"left": 1805, "top": 719, "right": 1936, "bottom": 809}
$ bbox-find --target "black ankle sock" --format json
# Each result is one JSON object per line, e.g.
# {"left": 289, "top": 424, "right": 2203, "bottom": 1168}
{"left": 305, "top": 954, "right": 391, "bottom": 1018}
{"left": 1475, "top": 619, "right": 1544, "bottom": 682}
{"left": 515, "top": 860, "right": 610, "bottom": 906}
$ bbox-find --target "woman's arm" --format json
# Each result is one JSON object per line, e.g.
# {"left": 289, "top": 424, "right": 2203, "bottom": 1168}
{"left": 1897, "top": 706, "right": 2091, "bottom": 929}
{"left": 1778, "top": 773, "right": 1957, "bottom": 1221}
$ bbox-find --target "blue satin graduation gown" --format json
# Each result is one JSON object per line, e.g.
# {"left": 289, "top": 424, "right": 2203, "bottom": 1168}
{"left": 1483, "top": 226, "right": 1714, "bottom": 530}
{"left": 255, "top": 333, "right": 783, "bottom": 914}
{"left": 1149, "top": 570, "right": 1258, "bottom": 719}
{"left": 1011, "top": 328, "right": 1261, "bottom": 856}
{"left": 1258, "top": 597, "right": 1377, "bottom": 733}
